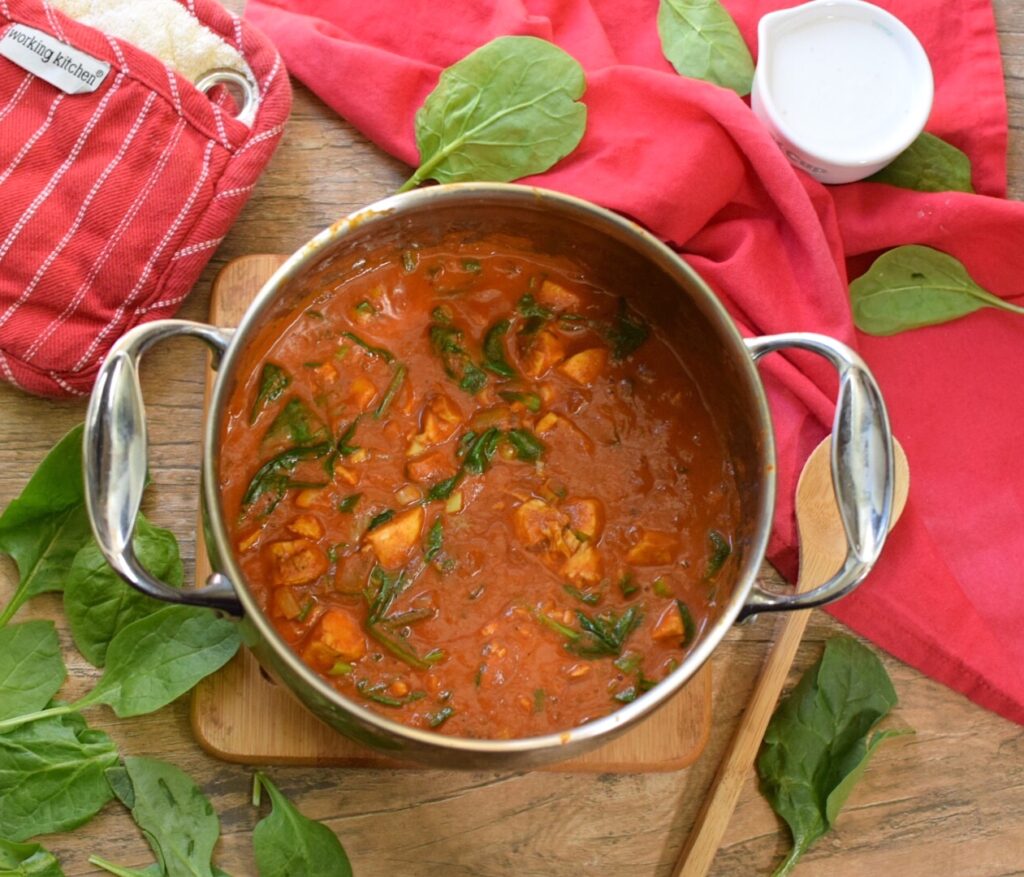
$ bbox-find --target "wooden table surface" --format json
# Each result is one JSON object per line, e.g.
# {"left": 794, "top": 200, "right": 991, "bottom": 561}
{"left": 3, "top": 5, "right": 1024, "bottom": 875}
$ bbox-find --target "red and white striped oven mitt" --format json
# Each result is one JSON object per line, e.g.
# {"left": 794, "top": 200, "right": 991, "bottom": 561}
{"left": 0, "top": 0, "right": 291, "bottom": 397}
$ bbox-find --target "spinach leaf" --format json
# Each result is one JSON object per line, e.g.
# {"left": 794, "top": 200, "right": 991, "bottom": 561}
{"left": 110, "top": 756, "right": 222, "bottom": 877}
{"left": 498, "top": 390, "right": 542, "bottom": 412}
{"left": 757, "top": 636, "right": 907, "bottom": 876}
{"left": 365, "top": 566, "right": 406, "bottom": 625}
{"left": 75, "top": 606, "right": 239, "bottom": 719}
{"left": 0, "top": 712, "right": 118, "bottom": 841}
{"left": 337, "top": 494, "right": 361, "bottom": 513}
{"left": 429, "top": 321, "right": 488, "bottom": 395}
{"left": 335, "top": 420, "right": 360, "bottom": 457}
{"left": 354, "top": 679, "right": 426, "bottom": 707}
{"left": 400, "top": 36, "right": 587, "bottom": 192}
{"left": 0, "top": 838, "right": 65, "bottom": 876}
{"left": 462, "top": 428, "right": 500, "bottom": 475}
{"left": 264, "top": 398, "right": 329, "bottom": 448}
{"left": 704, "top": 529, "right": 731, "bottom": 579}
{"left": 64, "top": 515, "right": 183, "bottom": 667}
{"left": 243, "top": 442, "right": 334, "bottom": 511}
{"left": 850, "top": 245, "right": 1024, "bottom": 335}
{"left": 866, "top": 132, "right": 973, "bottom": 193}
{"left": 340, "top": 331, "right": 395, "bottom": 363}
{"left": 252, "top": 772, "right": 353, "bottom": 877}
{"left": 424, "top": 518, "right": 444, "bottom": 563}
{"left": 516, "top": 293, "right": 553, "bottom": 320}
{"left": 0, "top": 621, "right": 65, "bottom": 722}
{"left": 658, "top": 0, "right": 755, "bottom": 96}
{"left": 481, "top": 320, "right": 516, "bottom": 378}
{"left": 374, "top": 363, "right": 407, "bottom": 418}
{"left": 425, "top": 472, "right": 464, "bottom": 503}
{"left": 505, "top": 429, "right": 545, "bottom": 463}
{"left": 606, "top": 300, "right": 650, "bottom": 360}
{"left": 366, "top": 509, "right": 395, "bottom": 532}
{"left": 89, "top": 860, "right": 160, "bottom": 877}
{"left": 568, "top": 606, "right": 642, "bottom": 657}
{"left": 250, "top": 363, "right": 290, "bottom": 423}
{"left": 0, "top": 425, "right": 93, "bottom": 627}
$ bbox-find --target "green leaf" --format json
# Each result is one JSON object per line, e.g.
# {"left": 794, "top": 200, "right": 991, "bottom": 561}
{"left": 850, "top": 245, "right": 1024, "bottom": 336}
{"left": 81, "top": 605, "right": 240, "bottom": 718}
{"left": 242, "top": 442, "right": 333, "bottom": 512}
{"left": 606, "top": 301, "right": 650, "bottom": 361}
{"left": 0, "top": 712, "right": 118, "bottom": 841}
{"left": 374, "top": 363, "right": 407, "bottom": 419}
{"left": 401, "top": 35, "right": 587, "bottom": 191}
{"left": 704, "top": 529, "right": 731, "bottom": 579}
{"left": 658, "top": 0, "right": 754, "bottom": 96}
{"left": 424, "top": 518, "right": 444, "bottom": 563}
{"left": 505, "top": 429, "right": 545, "bottom": 463}
{"left": 566, "top": 607, "right": 641, "bottom": 658}
{"left": 462, "top": 428, "right": 500, "bottom": 475}
{"left": 250, "top": 363, "right": 290, "bottom": 424}
{"left": 64, "top": 516, "right": 183, "bottom": 667}
{"left": 0, "top": 426, "right": 93, "bottom": 626}
{"left": 481, "top": 320, "right": 516, "bottom": 378}
{"left": 429, "top": 321, "right": 488, "bottom": 396}
{"left": 339, "top": 331, "right": 394, "bottom": 363}
{"left": 0, "top": 621, "right": 66, "bottom": 722}
{"left": 0, "top": 838, "right": 65, "bottom": 876}
{"left": 756, "top": 636, "right": 906, "bottom": 876}
{"left": 866, "top": 132, "right": 974, "bottom": 193}
{"left": 118, "top": 756, "right": 222, "bottom": 877}
{"left": 264, "top": 398, "right": 329, "bottom": 448}
{"left": 252, "top": 772, "right": 353, "bottom": 877}
{"left": 89, "top": 858, "right": 160, "bottom": 877}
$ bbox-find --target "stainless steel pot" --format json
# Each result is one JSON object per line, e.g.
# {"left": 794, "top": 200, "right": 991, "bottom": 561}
{"left": 83, "top": 183, "right": 895, "bottom": 769}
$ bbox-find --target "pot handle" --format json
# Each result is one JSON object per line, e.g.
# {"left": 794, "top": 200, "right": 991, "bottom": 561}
{"left": 739, "top": 332, "right": 894, "bottom": 618}
{"left": 84, "top": 319, "right": 243, "bottom": 615}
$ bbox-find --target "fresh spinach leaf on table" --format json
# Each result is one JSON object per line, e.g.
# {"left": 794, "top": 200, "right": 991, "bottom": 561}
{"left": 252, "top": 772, "right": 353, "bottom": 877}
{"left": 866, "top": 131, "right": 974, "bottom": 193}
{"left": 0, "top": 620, "right": 65, "bottom": 722}
{"left": 850, "top": 244, "right": 1024, "bottom": 335}
{"left": 0, "top": 605, "right": 239, "bottom": 734}
{"left": 757, "top": 636, "right": 908, "bottom": 877}
{"left": 658, "top": 0, "right": 755, "bottom": 97}
{"left": 90, "top": 757, "right": 223, "bottom": 877}
{"left": 0, "top": 712, "right": 118, "bottom": 842}
{"left": 64, "top": 515, "right": 183, "bottom": 667}
{"left": 0, "top": 837, "right": 66, "bottom": 876}
{"left": 400, "top": 35, "right": 587, "bottom": 191}
{"left": 0, "top": 425, "right": 92, "bottom": 627}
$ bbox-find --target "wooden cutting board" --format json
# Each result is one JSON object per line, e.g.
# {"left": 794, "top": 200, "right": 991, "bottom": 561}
{"left": 190, "top": 254, "right": 712, "bottom": 772}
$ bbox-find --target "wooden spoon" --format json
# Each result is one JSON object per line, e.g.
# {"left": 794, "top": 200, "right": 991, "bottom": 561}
{"left": 674, "top": 436, "right": 910, "bottom": 877}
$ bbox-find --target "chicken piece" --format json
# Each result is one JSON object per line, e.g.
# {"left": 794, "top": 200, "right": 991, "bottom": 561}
{"left": 365, "top": 505, "right": 424, "bottom": 569}
{"left": 312, "top": 362, "right": 338, "bottom": 385}
{"left": 534, "top": 412, "right": 594, "bottom": 454}
{"left": 536, "top": 279, "right": 583, "bottom": 311}
{"left": 560, "top": 542, "right": 603, "bottom": 585}
{"left": 271, "top": 587, "right": 303, "bottom": 620}
{"left": 287, "top": 514, "right": 324, "bottom": 540}
{"left": 406, "top": 450, "right": 456, "bottom": 484}
{"left": 294, "top": 488, "right": 322, "bottom": 509}
{"left": 521, "top": 329, "right": 565, "bottom": 378}
{"left": 333, "top": 463, "right": 360, "bottom": 486}
{"left": 557, "top": 348, "right": 608, "bottom": 386}
{"left": 563, "top": 498, "right": 604, "bottom": 541}
{"left": 413, "top": 394, "right": 463, "bottom": 447}
{"left": 267, "top": 539, "right": 329, "bottom": 587}
{"left": 335, "top": 549, "right": 375, "bottom": 595}
{"left": 514, "top": 499, "right": 569, "bottom": 551}
{"left": 626, "top": 530, "right": 679, "bottom": 566}
{"left": 314, "top": 608, "right": 367, "bottom": 661}
{"left": 347, "top": 376, "right": 377, "bottom": 410}
{"left": 652, "top": 602, "right": 684, "bottom": 641}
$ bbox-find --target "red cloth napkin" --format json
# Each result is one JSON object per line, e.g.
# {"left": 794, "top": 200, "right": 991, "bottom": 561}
{"left": 246, "top": 0, "right": 1024, "bottom": 724}
{"left": 0, "top": 0, "right": 291, "bottom": 397}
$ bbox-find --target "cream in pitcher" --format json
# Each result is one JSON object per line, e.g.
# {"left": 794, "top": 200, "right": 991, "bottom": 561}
{"left": 752, "top": 0, "right": 933, "bottom": 184}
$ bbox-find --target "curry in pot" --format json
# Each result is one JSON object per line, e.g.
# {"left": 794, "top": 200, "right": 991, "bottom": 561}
{"left": 219, "top": 234, "right": 739, "bottom": 738}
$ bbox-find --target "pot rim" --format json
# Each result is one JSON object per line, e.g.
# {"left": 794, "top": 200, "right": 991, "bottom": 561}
{"left": 201, "top": 182, "right": 777, "bottom": 758}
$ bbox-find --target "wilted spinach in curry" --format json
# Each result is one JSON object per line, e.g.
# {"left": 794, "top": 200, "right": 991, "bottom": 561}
{"left": 220, "top": 234, "right": 740, "bottom": 738}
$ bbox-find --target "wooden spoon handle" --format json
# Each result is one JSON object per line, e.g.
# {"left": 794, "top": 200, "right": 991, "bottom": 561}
{"left": 673, "top": 607, "right": 813, "bottom": 876}
{"left": 673, "top": 437, "right": 909, "bottom": 877}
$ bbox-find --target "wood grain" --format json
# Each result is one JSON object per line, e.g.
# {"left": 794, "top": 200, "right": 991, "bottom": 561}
{"left": 189, "top": 254, "right": 712, "bottom": 774}
{"left": 0, "top": 3, "right": 1022, "bottom": 874}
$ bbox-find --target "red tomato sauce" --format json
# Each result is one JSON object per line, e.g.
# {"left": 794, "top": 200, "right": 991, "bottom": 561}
{"left": 219, "top": 234, "right": 739, "bottom": 738}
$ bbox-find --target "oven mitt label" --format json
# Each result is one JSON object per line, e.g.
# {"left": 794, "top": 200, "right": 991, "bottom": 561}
{"left": 0, "top": 23, "right": 110, "bottom": 94}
